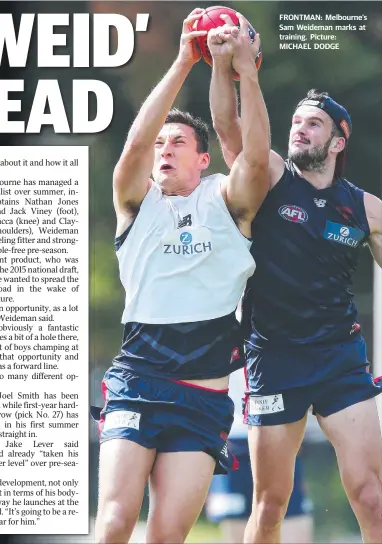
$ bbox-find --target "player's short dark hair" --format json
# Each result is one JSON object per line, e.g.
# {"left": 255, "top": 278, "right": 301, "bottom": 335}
{"left": 165, "top": 109, "right": 209, "bottom": 153}
{"left": 297, "top": 89, "right": 346, "bottom": 177}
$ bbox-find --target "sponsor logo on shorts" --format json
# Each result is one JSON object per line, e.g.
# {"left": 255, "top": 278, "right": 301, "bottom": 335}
{"left": 221, "top": 441, "right": 229, "bottom": 458}
{"left": 249, "top": 394, "right": 284, "bottom": 415}
{"left": 103, "top": 410, "right": 141, "bottom": 431}
{"left": 278, "top": 205, "right": 308, "bottom": 223}
{"left": 324, "top": 221, "right": 364, "bottom": 248}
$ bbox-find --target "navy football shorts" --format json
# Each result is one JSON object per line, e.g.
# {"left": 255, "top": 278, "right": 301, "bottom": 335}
{"left": 244, "top": 337, "right": 381, "bottom": 426}
{"left": 92, "top": 366, "right": 237, "bottom": 474}
{"left": 206, "top": 440, "right": 312, "bottom": 522}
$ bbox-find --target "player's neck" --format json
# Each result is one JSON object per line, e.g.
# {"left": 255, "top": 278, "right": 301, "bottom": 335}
{"left": 161, "top": 177, "right": 201, "bottom": 197}
{"left": 295, "top": 164, "right": 336, "bottom": 190}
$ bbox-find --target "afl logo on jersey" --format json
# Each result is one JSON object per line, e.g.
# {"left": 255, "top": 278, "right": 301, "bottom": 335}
{"left": 278, "top": 205, "right": 308, "bottom": 223}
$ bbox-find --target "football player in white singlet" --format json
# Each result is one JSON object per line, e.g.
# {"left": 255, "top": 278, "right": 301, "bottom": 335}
{"left": 95, "top": 10, "right": 270, "bottom": 544}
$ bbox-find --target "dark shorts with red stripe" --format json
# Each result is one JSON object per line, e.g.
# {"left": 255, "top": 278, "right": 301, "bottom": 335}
{"left": 244, "top": 336, "right": 382, "bottom": 426}
{"left": 92, "top": 366, "right": 237, "bottom": 475}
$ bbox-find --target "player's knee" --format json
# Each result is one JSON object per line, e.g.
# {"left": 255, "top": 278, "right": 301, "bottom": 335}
{"left": 253, "top": 494, "right": 290, "bottom": 529}
{"left": 95, "top": 501, "right": 135, "bottom": 543}
{"left": 147, "top": 526, "right": 187, "bottom": 544}
{"left": 349, "top": 479, "right": 382, "bottom": 518}
{"left": 147, "top": 518, "right": 188, "bottom": 544}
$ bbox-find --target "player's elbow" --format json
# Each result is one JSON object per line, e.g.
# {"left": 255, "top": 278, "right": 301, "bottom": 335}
{"left": 243, "top": 148, "right": 269, "bottom": 171}
{"left": 254, "top": 163, "right": 270, "bottom": 189}
{"left": 247, "top": 162, "right": 270, "bottom": 195}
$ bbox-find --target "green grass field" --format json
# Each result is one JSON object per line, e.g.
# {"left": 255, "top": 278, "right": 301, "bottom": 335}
{"left": 187, "top": 521, "right": 221, "bottom": 543}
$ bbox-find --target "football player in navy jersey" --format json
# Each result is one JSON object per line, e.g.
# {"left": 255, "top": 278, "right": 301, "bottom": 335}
{"left": 94, "top": 12, "right": 270, "bottom": 544}
{"left": 210, "top": 19, "right": 382, "bottom": 544}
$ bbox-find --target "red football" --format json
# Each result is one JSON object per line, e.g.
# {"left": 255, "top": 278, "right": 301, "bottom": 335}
{"left": 195, "top": 6, "right": 262, "bottom": 80}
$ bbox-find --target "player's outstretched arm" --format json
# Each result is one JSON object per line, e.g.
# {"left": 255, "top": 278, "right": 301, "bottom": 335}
{"left": 113, "top": 9, "right": 207, "bottom": 226}
{"left": 208, "top": 16, "right": 242, "bottom": 169}
{"left": 365, "top": 192, "right": 382, "bottom": 267}
{"left": 218, "top": 15, "right": 270, "bottom": 237}
{"left": 209, "top": 15, "right": 284, "bottom": 188}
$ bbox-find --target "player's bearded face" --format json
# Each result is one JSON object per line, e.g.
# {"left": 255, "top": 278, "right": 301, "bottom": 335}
{"left": 288, "top": 106, "right": 335, "bottom": 173}
{"left": 288, "top": 135, "right": 333, "bottom": 173}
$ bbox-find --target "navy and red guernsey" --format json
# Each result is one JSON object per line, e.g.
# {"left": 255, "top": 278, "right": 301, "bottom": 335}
{"left": 243, "top": 160, "right": 370, "bottom": 347}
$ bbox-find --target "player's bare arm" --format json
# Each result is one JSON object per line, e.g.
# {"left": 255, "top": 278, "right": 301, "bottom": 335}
{"left": 209, "top": 15, "right": 269, "bottom": 237}
{"left": 113, "top": 9, "right": 207, "bottom": 235}
{"left": 208, "top": 17, "right": 242, "bottom": 169}
{"left": 365, "top": 192, "right": 382, "bottom": 267}
{"left": 209, "top": 15, "right": 284, "bottom": 188}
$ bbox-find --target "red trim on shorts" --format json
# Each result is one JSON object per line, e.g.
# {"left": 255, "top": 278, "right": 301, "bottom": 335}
{"left": 374, "top": 376, "right": 382, "bottom": 384}
{"left": 101, "top": 379, "right": 108, "bottom": 402}
{"left": 232, "top": 454, "right": 240, "bottom": 471}
{"left": 171, "top": 379, "right": 228, "bottom": 393}
{"left": 98, "top": 379, "right": 108, "bottom": 437}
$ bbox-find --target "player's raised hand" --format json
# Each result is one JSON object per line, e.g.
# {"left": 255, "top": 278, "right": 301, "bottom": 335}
{"left": 178, "top": 8, "right": 207, "bottom": 65}
{"left": 207, "top": 24, "right": 238, "bottom": 64}
{"left": 229, "top": 13, "right": 261, "bottom": 75}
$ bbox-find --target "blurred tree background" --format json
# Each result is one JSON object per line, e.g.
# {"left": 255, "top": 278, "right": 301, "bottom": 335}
{"left": 3, "top": 0, "right": 382, "bottom": 541}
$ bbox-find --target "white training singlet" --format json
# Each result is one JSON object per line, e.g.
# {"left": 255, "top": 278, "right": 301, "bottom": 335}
{"left": 117, "top": 173, "right": 256, "bottom": 324}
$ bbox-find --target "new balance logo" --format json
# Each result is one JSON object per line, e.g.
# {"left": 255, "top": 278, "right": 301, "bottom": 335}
{"left": 314, "top": 198, "right": 326, "bottom": 207}
{"left": 221, "top": 441, "right": 229, "bottom": 458}
{"left": 178, "top": 214, "right": 192, "bottom": 228}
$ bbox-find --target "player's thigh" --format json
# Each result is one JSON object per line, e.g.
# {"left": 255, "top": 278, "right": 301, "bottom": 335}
{"left": 97, "top": 438, "right": 156, "bottom": 518}
{"left": 281, "top": 515, "right": 314, "bottom": 544}
{"left": 248, "top": 417, "right": 307, "bottom": 497}
{"left": 317, "top": 397, "right": 382, "bottom": 494}
{"left": 206, "top": 448, "right": 252, "bottom": 540}
{"left": 146, "top": 450, "right": 215, "bottom": 541}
